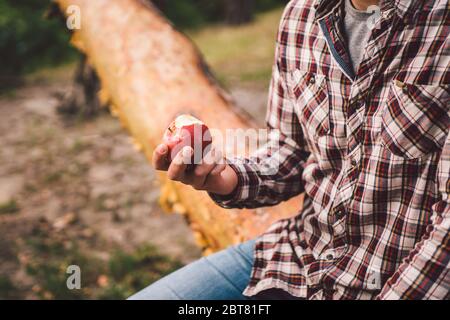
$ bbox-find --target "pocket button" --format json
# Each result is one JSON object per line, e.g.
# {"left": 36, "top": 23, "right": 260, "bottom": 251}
{"left": 395, "top": 80, "right": 405, "bottom": 88}
{"left": 396, "top": 80, "right": 409, "bottom": 94}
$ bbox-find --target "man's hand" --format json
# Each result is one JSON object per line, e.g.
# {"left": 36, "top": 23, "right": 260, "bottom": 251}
{"left": 152, "top": 143, "right": 238, "bottom": 196}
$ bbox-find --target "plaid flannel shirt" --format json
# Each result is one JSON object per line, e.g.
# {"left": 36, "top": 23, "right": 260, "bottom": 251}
{"left": 210, "top": 0, "right": 450, "bottom": 299}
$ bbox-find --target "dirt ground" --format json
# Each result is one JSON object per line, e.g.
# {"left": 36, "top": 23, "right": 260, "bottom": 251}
{"left": 0, "top": 73, "right": 204, "bottom": 298}
{"left": 0, "top": 69, "right": 268, "bottom": 299}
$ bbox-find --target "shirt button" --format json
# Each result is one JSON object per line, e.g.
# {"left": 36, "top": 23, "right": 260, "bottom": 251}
{"left": 335, "top": 210, "right": 346, "bottom": 220}
{"left": 326, "top": 254, "right": 334, "bottom": 260}
{"left": 309, "top": 75, "right": 316, "bottom": 85}
{"left": 395, "top": 80, "right": 408, "bottom": 94}
{"left": 351, "top": 160, "right": 359, "bottom": 171}
{"left": 395, "top": 79, "right": 405, "bottom": 88}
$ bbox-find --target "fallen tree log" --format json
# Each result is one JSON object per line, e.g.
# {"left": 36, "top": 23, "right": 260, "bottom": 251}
{"left": 56, "top": 0, "right": 302, "bottom": 253}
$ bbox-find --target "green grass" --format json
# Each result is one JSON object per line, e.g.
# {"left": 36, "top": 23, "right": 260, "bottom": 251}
{"left": 0, "top": 88, "right": 18, "bottom": 99}
{"left": 100, "top": 246, "right": 183, "bottom": 299}
{"left": 43, "top": 171, "right": 64, "bottom": 184}
{"left": 0, "top": 200, "right": 20, "bottom": 215}
{"left": 0, "top": 276, "right": 19, "bottom": 299}
{"left": 25, "top": 61, "right": 77, "bottom": 86}
{"left": 189, "top": 7, "right": 283, "bottom": 88}
{"left": 70, "top": 139, "right": 91, "bottom": 154}
{"left": 18, "top": 225, "right": 183, "bottom": 300}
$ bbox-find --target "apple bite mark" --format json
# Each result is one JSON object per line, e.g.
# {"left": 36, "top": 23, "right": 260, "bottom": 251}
{"left": 163, "top": 114, "right": 212, "bottom": 171}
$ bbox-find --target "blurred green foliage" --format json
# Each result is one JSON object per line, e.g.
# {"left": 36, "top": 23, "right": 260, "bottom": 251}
{"left": 0, "top": 0, "right": 78, "bottom": 79}
{"left": 0, "top": 0, "right": 286, "bottom": 82}
{"left": 157, "top": 0, "right": 287, "bottom": 29}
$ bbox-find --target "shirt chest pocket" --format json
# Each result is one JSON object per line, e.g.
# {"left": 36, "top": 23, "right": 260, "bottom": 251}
{"left": 381, "top": 80, "right": 450, "bottom": 159}
{"left": 287, "top": 69, "right": 330, "bottom": 138}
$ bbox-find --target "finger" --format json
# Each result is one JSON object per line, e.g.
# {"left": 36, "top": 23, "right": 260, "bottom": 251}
{"left": 193, "top": 148, "right": 221, "bottom": 178}
{"left": 210, "top": 162, "right": 227, "bottom": 176}
{"left": 152, "top": 144, "right": 169, "bottom": 171}
{"left": 167, "top": 146, "right": 192, "bottom": 181}
{"left": 190, "top": 148, "right": 223, "bottom": 190}
{"left": 203, "top": 163, "right": 226, "bottom": 192}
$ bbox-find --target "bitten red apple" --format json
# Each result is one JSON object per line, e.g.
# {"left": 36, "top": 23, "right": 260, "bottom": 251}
{"left": 163, "top": 114, "right": 212, "bottom": 170}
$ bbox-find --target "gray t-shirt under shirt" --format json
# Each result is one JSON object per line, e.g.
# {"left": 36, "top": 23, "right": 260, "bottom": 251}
{"left": 343, "top": 0, "right": 375, "bottom": 73}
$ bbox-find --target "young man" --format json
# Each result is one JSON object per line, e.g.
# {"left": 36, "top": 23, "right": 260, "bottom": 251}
{"left": 130, "top": 0, "right": 449, "bottom": 300}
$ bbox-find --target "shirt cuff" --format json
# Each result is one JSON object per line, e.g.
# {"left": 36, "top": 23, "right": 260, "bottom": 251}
{"left": 208, "top": 158, "right": 260, "bottom": 209}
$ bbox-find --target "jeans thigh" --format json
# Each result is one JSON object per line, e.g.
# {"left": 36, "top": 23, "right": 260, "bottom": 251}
{"left": 128, "top": 240, "right": 255, "bottom": 300}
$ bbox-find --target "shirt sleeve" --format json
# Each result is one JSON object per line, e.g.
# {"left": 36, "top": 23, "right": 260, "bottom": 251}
{"left": 377, "top": 130, "right": 450, "bottom": 300}
{"left": 209, "top": 32, "right": 310, "bottom": 209}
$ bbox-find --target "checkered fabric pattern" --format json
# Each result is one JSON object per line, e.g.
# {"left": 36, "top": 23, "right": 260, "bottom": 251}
{"left": 210, "top": 0, "right": 449, "bottom": 299}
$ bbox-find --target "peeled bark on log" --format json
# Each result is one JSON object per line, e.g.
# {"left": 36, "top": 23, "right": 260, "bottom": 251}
{"left": 56, "top": 0, "right": 302, "bottom": 253}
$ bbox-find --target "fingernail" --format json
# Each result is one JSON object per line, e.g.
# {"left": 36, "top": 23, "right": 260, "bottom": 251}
{"left": 173, "top": 157, "right": 183, "bottom": 165}
{"left": 158, "top": 144, "right": 167, "bottom": 154}
{"left": 183, "top": 147, "right": 193, "bottom": 157}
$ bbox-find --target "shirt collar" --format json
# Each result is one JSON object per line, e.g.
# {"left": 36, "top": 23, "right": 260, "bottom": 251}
{"left": 314, "top": 0, "right": 417, "bottom": 22}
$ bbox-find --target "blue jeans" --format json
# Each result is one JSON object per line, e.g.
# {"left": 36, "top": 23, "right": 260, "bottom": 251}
{"left": 128, "top": 240, "right": 256, "bottom": 300}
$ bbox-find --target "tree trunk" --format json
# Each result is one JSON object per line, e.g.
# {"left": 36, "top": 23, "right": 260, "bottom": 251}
{"left": 55, "top": 0, "right": 301, "bottom": 253}
{"left": 224, "top": 0, "right": 255, "bottom": 25}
